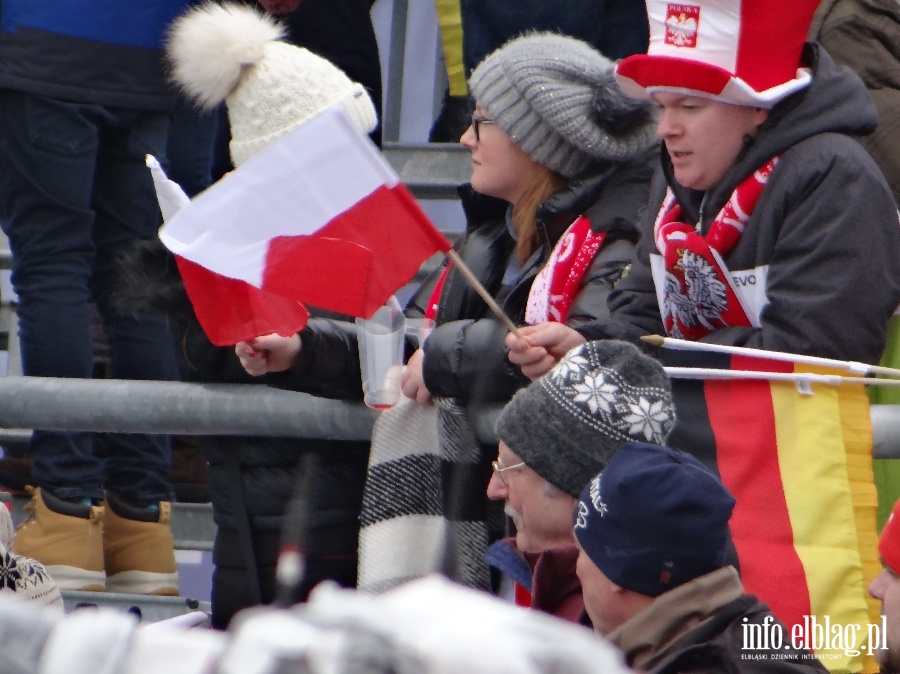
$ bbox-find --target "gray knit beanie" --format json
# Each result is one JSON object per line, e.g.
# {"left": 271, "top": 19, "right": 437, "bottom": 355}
{"left": 496, "top": 340, "right": 675, "bottom": 497}
{"left": 468, "top": 32, "right": 657, "bottom": 177}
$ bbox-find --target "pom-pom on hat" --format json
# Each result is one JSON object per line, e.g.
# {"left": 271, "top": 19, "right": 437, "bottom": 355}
{"left": 879, "top": 499, "right": 900, "bottom": 574}
{"left": 469, "top": 32, "right": 658, "bottom": 178}
{"left": 495, "top": 340, "right": 675, "bottom": 497}
{"left": 166, "top": 2, "right": 377, "bottom": 167}
{"left": 573, "top": 442, "right": 736, "bottom": 597}
{"left": 615, "top": 0, "right": 821, "bottom": 108}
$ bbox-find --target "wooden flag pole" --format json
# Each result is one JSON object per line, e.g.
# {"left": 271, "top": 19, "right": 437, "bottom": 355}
{"left": 447, "top": 249, "right": 523, "bottom": 338}
{"left": 642, "top": 334, "right": 900, "bottom": 378}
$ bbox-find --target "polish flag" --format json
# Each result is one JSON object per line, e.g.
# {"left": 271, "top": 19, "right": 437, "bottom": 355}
{"left": 149, "top": 156, "right": 312, "bottom": 346}
{"left": 155, "top": 107, "right": 452, "bottom": 345}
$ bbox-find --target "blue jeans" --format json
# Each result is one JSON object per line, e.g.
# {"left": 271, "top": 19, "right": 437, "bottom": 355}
{"left": 0, "top": 89, "right": 180, "bottom": 506}
{"left": 166, "top": 98, "right": 219, "bottom": 198}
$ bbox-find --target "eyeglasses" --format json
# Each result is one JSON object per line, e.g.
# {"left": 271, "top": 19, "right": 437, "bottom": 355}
{"left": 491, "top": 459, "right": 525, "bottom": 486}
{"left": 471, "top": 113, "right": 496, "bottom": 141}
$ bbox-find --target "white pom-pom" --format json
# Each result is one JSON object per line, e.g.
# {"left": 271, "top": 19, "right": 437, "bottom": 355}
{"left": 166, "top": 2, "right": 285, "bottom": 110}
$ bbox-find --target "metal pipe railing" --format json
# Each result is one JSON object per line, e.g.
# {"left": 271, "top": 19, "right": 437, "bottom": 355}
{"left": 0, "top": 377, "right": 378, "bottom": 441}
{"left": 0, "top": 377, "right": 898, "bottom": 460}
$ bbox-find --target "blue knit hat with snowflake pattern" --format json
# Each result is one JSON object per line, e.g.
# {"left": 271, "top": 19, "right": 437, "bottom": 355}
{"left": 496, "top": 340, "right": 675, "bottom": 497}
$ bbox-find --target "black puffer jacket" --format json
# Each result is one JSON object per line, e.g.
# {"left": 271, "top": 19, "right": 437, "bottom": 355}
{"left": 271, "top": 150, "right": 656, "bottom": 403}
{"left": 417, "top": 149, "right": 655, "bottom": 404}
{"left": 180, "top": 323, "right": 369, "bottom": 629}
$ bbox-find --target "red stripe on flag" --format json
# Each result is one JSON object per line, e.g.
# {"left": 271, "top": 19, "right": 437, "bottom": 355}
{"left": 704, "top": 355, "right": 813, "bottom": 627}
{"left": 261, "top": 184, "right": 451, "bottom": 318}
{"left": 176, "top": 255, "right": 310, "bottom": 346}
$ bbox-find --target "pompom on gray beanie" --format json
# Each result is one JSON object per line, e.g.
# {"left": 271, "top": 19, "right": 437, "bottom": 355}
{"left": 496, "top": 340, "right": 675, "bottom": 497}
{"left": 468, "top": 32, "right": 658, "bottom": 178}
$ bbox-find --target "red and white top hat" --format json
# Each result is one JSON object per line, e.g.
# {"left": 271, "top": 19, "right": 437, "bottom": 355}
{"left": 616, "top": 0, "right": 821, "bottom": 108}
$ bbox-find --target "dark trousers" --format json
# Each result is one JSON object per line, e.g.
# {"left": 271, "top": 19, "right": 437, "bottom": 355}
{"left": 460, "top": 0, "right": 650, "bottom": 75}
{"left": 0, "top": 89, "right": 180, "bottom": 505}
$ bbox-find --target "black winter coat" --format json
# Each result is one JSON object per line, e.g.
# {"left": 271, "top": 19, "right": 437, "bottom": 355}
{"left": 581, "top": 45, "right": 900, "bottom": 365}
{"left": 416, "top": 151, "right": 655, "bottom": 405}
{"left": 180, "top": 324, "right": 369, "bottom": 629}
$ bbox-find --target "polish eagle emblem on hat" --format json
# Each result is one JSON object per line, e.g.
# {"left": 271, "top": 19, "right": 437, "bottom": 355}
{"left": 665, "top": 4, "right": 700, "bottom": 48}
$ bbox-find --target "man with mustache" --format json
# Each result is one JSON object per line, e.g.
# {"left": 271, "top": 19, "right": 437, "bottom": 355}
{"left": 486, "top": 339, "right": 675, "bottom": 622}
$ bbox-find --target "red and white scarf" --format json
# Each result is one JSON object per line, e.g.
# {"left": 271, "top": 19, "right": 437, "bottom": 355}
{"left": 427, "top": 216, "right": 605, "bottom": 325}
{"left": 654, "top": 157, "right": 779, "bottom": 340}
{"left": 526, "top": 216, "right": 606, "bottom": 324}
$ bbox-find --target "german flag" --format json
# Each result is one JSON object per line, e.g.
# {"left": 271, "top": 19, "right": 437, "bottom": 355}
{"left": 664, "top": 350, "right": 881, "bottom": 673}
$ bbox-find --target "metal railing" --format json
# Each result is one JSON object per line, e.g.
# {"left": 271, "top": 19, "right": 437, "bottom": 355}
{"left": 0, "top": 377, "right": 499, "bottom": 448}
{"left": 0, "top": 376, "right": 895, "bottom": 458}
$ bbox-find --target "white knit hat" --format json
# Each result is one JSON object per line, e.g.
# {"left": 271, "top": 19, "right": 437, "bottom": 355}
{"left": 166, "top": 2, "right": 378, "bottom": 167}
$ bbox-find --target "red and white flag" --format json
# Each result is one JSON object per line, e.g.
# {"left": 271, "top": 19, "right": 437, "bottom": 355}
{"left": 148, "top": 156, "right": 311, "bottom": 346}
{"left": 155, "top": 107, "right": 451, "bottom": 345}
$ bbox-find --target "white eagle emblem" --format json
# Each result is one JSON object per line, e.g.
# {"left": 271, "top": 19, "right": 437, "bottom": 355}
{"left": 663, "top": 249, "right": 728, "bottom": 332}
{"left": 665, "top": 4, "right": 700, "bottom": 48}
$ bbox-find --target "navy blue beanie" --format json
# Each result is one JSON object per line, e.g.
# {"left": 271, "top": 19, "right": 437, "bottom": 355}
{"left": 573, "top": 442, "right": 735, "bottom": 597}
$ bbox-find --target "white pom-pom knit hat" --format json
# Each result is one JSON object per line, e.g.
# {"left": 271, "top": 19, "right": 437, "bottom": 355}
{"left": 615, "top": 0, "right": 821, "bottom": 108}
{"left": 166, "top": 2, "right": 378, "bottom": 167}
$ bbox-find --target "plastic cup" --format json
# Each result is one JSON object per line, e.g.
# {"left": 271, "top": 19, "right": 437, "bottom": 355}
{"left": 405, "top": 317, "right": 435, "bottom": 347}
{"left": 356, "top": 306, "right": 406, "bottom": 410}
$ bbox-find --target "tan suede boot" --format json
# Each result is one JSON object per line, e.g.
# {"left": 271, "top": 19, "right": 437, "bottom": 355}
{"left": 12, "top": 487, "right": 105, "bottom": 591}
{"left": 103, "top": 492, "right": 179, "bottom": 596}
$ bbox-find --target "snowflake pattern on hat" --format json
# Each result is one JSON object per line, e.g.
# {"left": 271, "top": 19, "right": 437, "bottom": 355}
{"left": 547, "top": 347, "right": 673, "bottom": 445}
{"left": 496, "top": 339, "right": 675, "bottom": 498}
{"left": 0, "top": 506, "right": 63, "bottom": 610}
{"left": 0, "top": 548, "right": 53, "bottom": 593}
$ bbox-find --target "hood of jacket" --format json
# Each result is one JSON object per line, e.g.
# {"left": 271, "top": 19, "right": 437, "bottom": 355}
{"left": 537, "top": 147, "right": 656, "bottom": 242}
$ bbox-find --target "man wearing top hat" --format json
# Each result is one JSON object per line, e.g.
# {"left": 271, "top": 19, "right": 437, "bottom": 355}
{"left": 506, "top": 0, "right": 900, "bottom": 377}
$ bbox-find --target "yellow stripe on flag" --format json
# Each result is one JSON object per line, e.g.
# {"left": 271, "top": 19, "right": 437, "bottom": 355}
{"left": 772, "top": 367, "right": 879, "bottom": 673}
{"left": 837, "top": 372, "right": 881, "bottom": 674}
{"left": 433, "top": 0, "right": 467, "bottom": 96}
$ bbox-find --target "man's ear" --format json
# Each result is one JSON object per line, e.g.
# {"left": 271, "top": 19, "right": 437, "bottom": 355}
{"left": 753, "top": 107, "right": 770, "bottom": 127}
